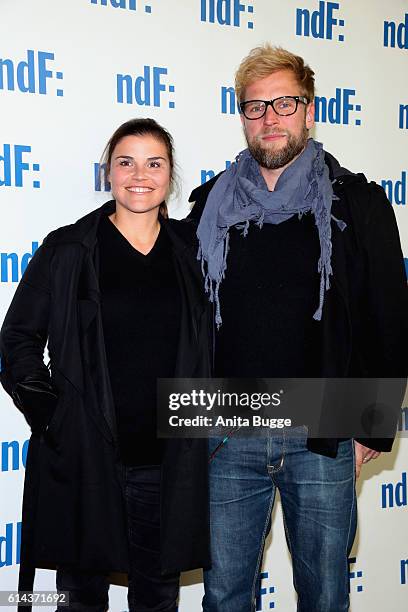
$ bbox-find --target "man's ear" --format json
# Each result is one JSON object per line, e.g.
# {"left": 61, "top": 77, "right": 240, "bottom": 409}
{"left": 306, "top": 101, "right": 315, "bottom": 130}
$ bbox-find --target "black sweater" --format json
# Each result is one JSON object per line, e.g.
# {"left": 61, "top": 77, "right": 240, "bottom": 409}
{"left": 98, "top": 214, "right": 181, "bottom": 465}
{"left": 214, "top": 214, "right": 322, "bottom": 378}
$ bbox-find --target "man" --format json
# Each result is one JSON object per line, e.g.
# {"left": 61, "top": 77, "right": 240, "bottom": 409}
{"left": 188, "top": 45, "right": 407, "bottom": 611}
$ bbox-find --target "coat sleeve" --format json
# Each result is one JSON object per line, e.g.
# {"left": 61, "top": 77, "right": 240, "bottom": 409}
{"left": 354, "top": 183, "right": 408, "bottom": 451}
{"left": 0, "top": 243, "right": 57, "bottom": 432}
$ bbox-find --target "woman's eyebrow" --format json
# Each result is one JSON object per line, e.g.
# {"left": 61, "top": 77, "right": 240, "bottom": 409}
{"left": 114, "top": 155, "right": 167, "bottom": 161}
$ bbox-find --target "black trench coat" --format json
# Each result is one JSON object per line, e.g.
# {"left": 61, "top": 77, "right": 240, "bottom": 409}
{"left": 0, "top": 201, "right": 212, "bottom": 592}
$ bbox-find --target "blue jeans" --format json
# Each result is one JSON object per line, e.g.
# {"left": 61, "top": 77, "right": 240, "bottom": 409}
{"left": 203, "top": 430, "right": 356, "bottom": 612}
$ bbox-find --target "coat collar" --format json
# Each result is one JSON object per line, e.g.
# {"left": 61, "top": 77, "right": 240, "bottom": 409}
{"left": 44, "top": 200, "right": 115, "bottom": 250}
{"left": 44, "top": 200, "right": 194, "bottom": 262}
{"left": 188, "top": 151, "right": 365, "bottom": 204}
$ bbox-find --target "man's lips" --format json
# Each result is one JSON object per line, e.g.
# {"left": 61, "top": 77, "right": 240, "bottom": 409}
{"left": 261, "top": 132, "right": 287, "bottom": 141}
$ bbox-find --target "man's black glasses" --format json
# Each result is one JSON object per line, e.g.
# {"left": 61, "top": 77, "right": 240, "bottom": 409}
{"left": 239, "top": 96, "right": 309, "bottom": 120}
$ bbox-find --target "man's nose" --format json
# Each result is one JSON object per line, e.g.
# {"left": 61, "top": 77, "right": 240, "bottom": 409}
{"left": 263, "top": 103, "right": 280, "bottom": 125}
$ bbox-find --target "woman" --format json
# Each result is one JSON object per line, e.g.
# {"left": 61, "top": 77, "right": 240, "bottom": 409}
{"left": 0, "top": 118, "right": 211, "bottom": 611}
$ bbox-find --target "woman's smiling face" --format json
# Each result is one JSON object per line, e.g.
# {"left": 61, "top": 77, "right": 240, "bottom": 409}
{"left": 109, "top": 134, "right": 171, "bottom": 216}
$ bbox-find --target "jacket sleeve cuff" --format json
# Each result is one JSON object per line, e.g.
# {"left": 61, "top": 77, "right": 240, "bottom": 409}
{"left": 12, "top": 378, "right": 58, "bottom": 433}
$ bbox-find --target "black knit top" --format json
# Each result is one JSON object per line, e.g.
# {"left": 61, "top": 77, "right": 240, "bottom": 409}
{"left": 214, "top": 214, "right": 323, "bottom": 378}
{"left": 98, "top": 214, "right": 181, "bottom": 465}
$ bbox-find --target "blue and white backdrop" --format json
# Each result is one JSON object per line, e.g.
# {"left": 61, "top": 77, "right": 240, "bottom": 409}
{"left": 1, "top": 1, "right": 407, "bottom": 610}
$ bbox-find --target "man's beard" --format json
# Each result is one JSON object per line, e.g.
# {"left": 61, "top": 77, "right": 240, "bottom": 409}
{"left": 246, "top": 126, "right": 309, "bottom": 170}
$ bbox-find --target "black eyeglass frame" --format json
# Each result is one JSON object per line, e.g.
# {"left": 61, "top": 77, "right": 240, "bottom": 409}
{"left": 239, "top": 95, "right": 309, "bottom": 119}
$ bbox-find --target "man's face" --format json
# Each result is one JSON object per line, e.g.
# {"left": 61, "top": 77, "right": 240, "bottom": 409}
{"left": 241, "top": 69, "right": 315, "bottom": 170}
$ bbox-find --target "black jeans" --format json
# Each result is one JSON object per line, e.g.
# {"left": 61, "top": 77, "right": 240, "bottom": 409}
{"left": 56, "top": 466, "right": 179, "bottom": 612}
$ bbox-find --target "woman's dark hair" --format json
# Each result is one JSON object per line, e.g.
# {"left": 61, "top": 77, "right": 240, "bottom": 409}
{"left": 101, "top": 118, "right": 177, "bottom": 218}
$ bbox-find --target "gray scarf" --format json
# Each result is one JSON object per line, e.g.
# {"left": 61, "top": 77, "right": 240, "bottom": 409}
{"left": 197, "top": 139, "right": 346, "bottom": 327}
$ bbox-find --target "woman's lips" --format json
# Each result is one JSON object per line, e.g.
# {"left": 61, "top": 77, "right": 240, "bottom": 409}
{"left": 126, "top": 186, "right": 154, "bottom": 193}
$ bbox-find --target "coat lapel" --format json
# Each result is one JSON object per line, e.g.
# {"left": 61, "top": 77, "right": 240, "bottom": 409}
{"left": 48, "top": 203, "right": 118, "bottom": 444}
{"left": 77, "top": 248, "right": 117, "bottom": 444}
{"left": 320, "top": 191, "right": 352, "bottom": 377}
{"left": 161, "top": 220, "right": 209, "bottom": 378}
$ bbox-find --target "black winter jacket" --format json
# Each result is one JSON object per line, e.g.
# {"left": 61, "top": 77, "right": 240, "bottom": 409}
{"left": 188, "top": 153, "right": 408, "bottom": 457}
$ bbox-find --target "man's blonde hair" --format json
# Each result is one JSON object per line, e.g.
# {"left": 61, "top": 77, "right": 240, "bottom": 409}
{"left": 235, "top": 44, "right": 315, "bottom": 104}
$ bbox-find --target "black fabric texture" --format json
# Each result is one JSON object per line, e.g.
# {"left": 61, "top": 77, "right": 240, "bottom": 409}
{"left": 214, "top": 214, "right": 322, "bottom": 378}
{"left": 98, "top": 215, "right": 181, "bottom": 466}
